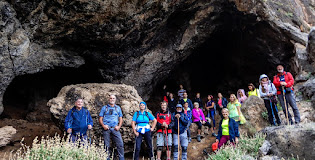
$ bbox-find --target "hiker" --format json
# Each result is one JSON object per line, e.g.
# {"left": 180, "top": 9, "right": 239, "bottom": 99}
{"left": 65, "top": 98, "right": 93, "bottom": 143}
{"left": 237, "top": 89, "right": 247, "bottom": 104}
{"left": 172, "top": 104, "right": 189, "bottom": 160}
{"left": 99, "top": 95, "right": 124, "bottom": 160}
{"left": 205, "top": 95, "right": 216, "bottom": 129}
{"left": 156, "top": 101, "right": 173, "bottom": 160}
{"left": 247, "top": 83, "right": 260, "bottom": 97}
{"left": 163, "top": 85, "right": 170, "bottom": 103}
{"left": 216, "top": 108, "right": 239, "bottom": 149}
{"left": 132, "top": 102, "right": 157, "bottom": 160}
{"left": 217, "top": 93, "right": 228, "bottom": 119}
{"left": 193, "top": 93, "right": 203, "bottom": 109}
{"left": 179, "top": 92, "right": 193, "bottom": 111}
{"left": 168, "top": 93, "right": 177, "bottom": 113}
{"left": 227, "top": 94, "right": 242, "bottom": 124}
{"left": 273, "top": 64, "right": 300, "bottom": 124}
{"left": 183, "top": 102, "right": 192, "bottom": 143}
{"left": 178, "top": 84, "right": 186, "bottom": 100}
{"left": 259, "top": 74, "right": 281, "bottom": 126}
{"left": 192, "top": 102, "right": 217, "bottom": 142}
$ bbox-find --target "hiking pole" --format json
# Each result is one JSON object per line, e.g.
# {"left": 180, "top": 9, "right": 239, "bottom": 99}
{"left": 269, "top": 100, "right": 276, "bottom": 125}
{"left": 282, "top": 86, "right": 290, "bottom": 125}
{"left": 177, "top": 117, "right": 180, "bottom": 160}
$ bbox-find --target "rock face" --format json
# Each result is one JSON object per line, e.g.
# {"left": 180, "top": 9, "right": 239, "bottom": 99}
{"left": 1, "top": 0, "right": 315, "bottom": 115}
{"left": 0, "top": 126, "right": 17, "bottom": 147}
{"left": 47, "top": 83, "right": 145, "bottom": 152}
{"left": 260, "top": 123, "right": 315, "bottom": 159}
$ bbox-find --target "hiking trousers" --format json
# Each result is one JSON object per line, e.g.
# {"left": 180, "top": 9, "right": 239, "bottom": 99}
{"left": 103, "top": 128, "right": 125, "bottom": 160}
{"left": 194, "top": 121, "right": 212, "bottom": 130}
{"left": 133, "top": 131, "right": 153, "bottom": 160}
{"left": 263, "top": 99, "right": 281, "bottom": 125}
{"left": 173, "top": 131, "right": 188, "bottom": 160}
{"left": 206, "top": 110, "right": 215, "bottom": 127}
{"left": 277, "top": 92, "right": 300, "bottom": 123}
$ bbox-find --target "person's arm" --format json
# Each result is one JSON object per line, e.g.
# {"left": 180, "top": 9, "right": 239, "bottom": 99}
{"left": 233, "top": 119, "right": 240, "bottom": 144}
{"left": 259, "top": 85, "right": 267, "bottom": 98}
{"left": 155, "top": 112, "right": 162, "bottom": 129}
{"left": 180, "top": 113, "right": 188, "bottom": 126}
{"left": 64, "top": 110, "right": 72, "bottom": 133}
{"left": 148, "top": 113, "right": 157, "bottom": 131}
{"left": 210, "top": 102, "right": 215, "bottom": 109}
{"left": 99, "top": 107, "right": 109, "bottom": 130}
{"left": 200, "top": 110, "right": 206, "bottom": 121}
{"left": 87, "top": 110, "right": 93, "bottom": 129}
{"left": 286, "top": 72, "right": 294, "bottom": 87}
{"left": 216, "top": 120, "right": 223, "bottom": 142}
{"left": 191, "top": 109, "right": 197, "bottom": 120}
{"left": 271, "top": 84, "right": 277, "bottom": 96}
{"left": 273, "top": 75, "right": 281, "bottom": 88}
{"left": 131, "top": 121, "right": 138, "bottom": 136}
{"left": 236, "top": 104, "right": 241, "bottom": 120}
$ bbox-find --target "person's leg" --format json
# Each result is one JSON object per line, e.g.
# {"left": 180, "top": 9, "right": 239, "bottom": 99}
{"left": 277, "top": 94, "right": 293, "bottom": 122}
{"left": 180, "top": 131, "right": 188, "bottom": 160}
{"left": 272, "top": 102, "right": 281, "bottom": 125}
{"left": 133, "top": 132, "right": 143, "bottom": 160}
{"left": 264, "top": 99, "right": 275, "bottom": 125}
{"left": 173, "top": 133, "right": 179, "bottom": 160}
{"left": 195, "top": 121, "right": 202, "bottom": 142}
{"left": 218, "top": 135, "right": 229, "bottom": 149}
{"left": 210, "top": 110, "right": 215, "bottom": 128}
{"left": 111, "top": 129, "right": 125, "bottom": 160}
{"left": 286, "top": 92, "right": 301, "bottom": 123}
{"left": 166, "top": 133, "right": 172, "bottom": 159}
{"left": 143, "top": 131, "right": 153, "bottom": 159}
{"left": 103, "top": 129, "right": 112, "bottom": 159}
{"left": 156, "top": 132, "right": 164, "bottom": 160}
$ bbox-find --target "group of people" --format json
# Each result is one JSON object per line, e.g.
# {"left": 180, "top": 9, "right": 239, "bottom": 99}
{"left": 63, "top": 64, "right": 301, "bottom": 160}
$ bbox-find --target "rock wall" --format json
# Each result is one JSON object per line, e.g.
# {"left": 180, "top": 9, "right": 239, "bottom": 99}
{"left": 47, "top": 83, "right": 146, "bottom": 152}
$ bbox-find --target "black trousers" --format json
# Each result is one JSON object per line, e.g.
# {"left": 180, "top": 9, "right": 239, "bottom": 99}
{"left": 263, "top": 99, "right": 281, "bottom": 125}
{"left": 133, "top": 131, "right": 153, "bottom": 160}
{"left": 194, "top": 121, "right": 212, "bottom": 130}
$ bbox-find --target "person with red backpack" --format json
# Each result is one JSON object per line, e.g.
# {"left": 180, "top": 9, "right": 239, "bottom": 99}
{"left": 273, "top": 64, "right": 300, "bottom": 124}
{"left": 155, "top": 101, "right": 173, "bottom": 160}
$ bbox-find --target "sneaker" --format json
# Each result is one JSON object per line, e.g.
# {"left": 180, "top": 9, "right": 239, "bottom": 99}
{"left": 212, "top": 133, "right": 218, "bottom": 137}
{"left": 197, "top": 135, "right": 201, "bottom": 142}
{"left": 188, "top": 137, "right": 192, "bottom": 143}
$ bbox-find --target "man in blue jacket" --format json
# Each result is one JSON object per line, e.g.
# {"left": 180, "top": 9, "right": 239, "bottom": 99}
{"left": 172, "top": 104, "right": 189, "bottom": 160}
{"left": 179, "top": 92, "right": 193, "bottom": 111}
{"left": 64, "top": 98, "right": 93, "bottom": 142}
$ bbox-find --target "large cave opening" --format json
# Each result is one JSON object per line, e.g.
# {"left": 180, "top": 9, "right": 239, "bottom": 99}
{"left": 148, "top": 4, "right": 295, "bottom": 112}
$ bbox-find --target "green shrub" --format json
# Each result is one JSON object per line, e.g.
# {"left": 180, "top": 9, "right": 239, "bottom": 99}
{"left": 9, "top": 134, "right": 108, "bottom": 160}
{"left": 261, "top": 111, "right": 268, "bottom": 120}
{"left": 208, "top": 133, "right": 266, "bottom": 160}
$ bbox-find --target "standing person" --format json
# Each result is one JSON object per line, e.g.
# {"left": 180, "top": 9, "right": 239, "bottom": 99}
{"left": 168, "top": 93, "right": 177, "bottom": 113}
{"left": 205, "top": 95, "right": 216, "bottom": 129}
{"left": 183, "top": 102, "right": 192, "bottom": 143}
{"left": 217, "top": 93, "right": 228, "bottom": 119}
{"left": 65, "top": 98, "right": 93, "bottom": 143}
{"left": 179, "top": 92, "right": 193, "bottom": 111}
{"left": 227, "top": 94, "right": 241, "bottom": 124}
{"left": 155, "top": 101, "right": 173, "bottom": 160}
{"left": 259, "top": 74, "right": 281, "bottom": 126}
{"left": 193, "top": 93, "right": 203, "bottom": 109}
{"left": 192, "top": 102, "right": 217, "bottom": 142}
{"left": 172, "top": 104, "right": 189, "bottom": 160}
{"left": 247, "top": 83, "right": 260, "bottom": 97}
{"left": 178, "top": 84, "right": 186, "bottom": 100}
{"left": 215, "top": 108, "right": 239, "bottom": 149}
{"left": 131, "top": 102, "right": 157, "bottom": 160}
{"left": 237, "top": 89, "right": 247, "bottom": 104}
{"left": 99, "top": 95, "right": 124, "bottom": 160}
{"left": 273, "top": 64, "right": 300, "bottom": 124}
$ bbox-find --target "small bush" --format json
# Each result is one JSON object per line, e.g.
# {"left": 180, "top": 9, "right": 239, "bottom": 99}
{"left": 9, "top": 134, "right": 108, "bottom": 160}
{"left": 261, "top": 111, "right": 268, "bottom": 120}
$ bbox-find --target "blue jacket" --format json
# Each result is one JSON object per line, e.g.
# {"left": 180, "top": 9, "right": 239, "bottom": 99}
{"left": 179, "top": 98, "right": 194, "bottom": 111}
{"left": 183, "top": 108, "right": 192, "bottom": 122}
{"left": 64, "top": 107, "right": 93, "bottom": 136}
{"left": 217, "top": 118, "right": 239, "bottom": 142}
{"left": 217, "top": 97, "right": 228, "bottom": 108}
{"left": 171, "top": 112, "right": 188, "bottom": 134}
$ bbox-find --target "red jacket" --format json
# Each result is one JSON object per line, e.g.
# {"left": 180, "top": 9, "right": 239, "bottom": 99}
{"left": 273, "top": 71, "right": 294, "bottom": 95}
{"left": 156, "top": 111, "right": 172, "bottom": 133}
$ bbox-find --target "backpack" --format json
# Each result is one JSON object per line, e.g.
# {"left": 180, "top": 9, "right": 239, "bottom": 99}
{"left": 136, "top": 111, "right": 150, "bottom": 121}
{"left": 103, "top": 104, "right": 119, "bottom": 117}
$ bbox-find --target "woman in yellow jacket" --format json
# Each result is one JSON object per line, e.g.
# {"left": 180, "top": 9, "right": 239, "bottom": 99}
{"left": 247, "top": 83, "right": 260, "bottom": 97}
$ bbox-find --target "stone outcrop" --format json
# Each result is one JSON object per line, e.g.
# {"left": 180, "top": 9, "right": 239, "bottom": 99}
{"left": 260, "top": 123, "right": 315, "bottom": 159}
{"left": 0, "top": 126, "right": 17, "bottom": 147}
{"left": 1, "top": 0, "right": 315, "bottom": 115}
{"left": 47, "top": 83, "right": 145, "bottom": 152}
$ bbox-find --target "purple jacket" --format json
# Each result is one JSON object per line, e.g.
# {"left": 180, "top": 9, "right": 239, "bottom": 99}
{"left": 192, "top": 108, "right": 206, "bottom": 122}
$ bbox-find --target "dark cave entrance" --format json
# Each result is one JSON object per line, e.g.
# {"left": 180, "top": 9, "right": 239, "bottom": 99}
{"left": 148, "top": 5, "right": 295, "bottom": 110}
{"left": 2, "top": 63, "right": 104, "bottom": 121}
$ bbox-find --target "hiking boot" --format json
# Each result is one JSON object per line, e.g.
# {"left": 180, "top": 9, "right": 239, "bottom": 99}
{"left": 212, "top": 133, "right": 218, "bottom": 137}
{"left": 197, "top": 135, "right": 201, "bottom": 142}
{"left": 188, "top": 137, "right": 192, "bottom": 143}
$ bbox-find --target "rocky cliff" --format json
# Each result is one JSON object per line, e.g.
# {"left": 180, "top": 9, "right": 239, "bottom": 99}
{"left": 1, "top": 0, "right": 315, "bottom": 115}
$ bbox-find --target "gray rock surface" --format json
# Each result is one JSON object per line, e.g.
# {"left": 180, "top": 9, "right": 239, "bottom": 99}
{"left": 259, "top": 140, "right": 271, "bottom": 156}
{"left": 47, "top": 83, "right": 145, "bottom": 152}
{"left": 0, "top": 126, "right": 17, "bottom": 147}
{"left": 261, "top": 123, "right": 315, "bottom": 160}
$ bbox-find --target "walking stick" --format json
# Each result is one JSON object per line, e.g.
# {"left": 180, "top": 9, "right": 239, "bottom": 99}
{"left": 269, "top": 100, "right": 276, "bottom": 125}
{"left": 282, "top": 86, "right": 290, "bottom": 125}
{"left": 177, "top": 117, "right": 180, "bottom": 160}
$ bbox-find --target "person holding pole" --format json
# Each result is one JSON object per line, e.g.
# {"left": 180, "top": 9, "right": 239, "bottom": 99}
{"left": 259, "top": 74, "right": 281, "bottom": 126}
{"left": 171, "top": 104, "right": 189, "bottom": 160}
{"left": 273, "top": 64, "right": 301, "bottom": 125}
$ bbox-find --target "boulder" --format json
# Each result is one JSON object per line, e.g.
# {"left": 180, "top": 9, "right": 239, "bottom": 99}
{"left": 0, "top": 126, "right": 17, "bottom": 147}
{"left": 47, "top": 83, "right": 146, "bottom": 152}
{"left": 240, "top": 96, "right": 269, "bottom": 135}
{"left": 261, "top": 123, "right": 315, "bottom": 159}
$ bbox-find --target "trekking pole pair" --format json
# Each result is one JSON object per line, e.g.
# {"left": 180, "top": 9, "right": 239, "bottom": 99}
{"left": 282, "top": 86, "right": 290, "bottom": 125}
